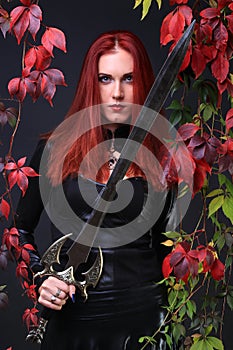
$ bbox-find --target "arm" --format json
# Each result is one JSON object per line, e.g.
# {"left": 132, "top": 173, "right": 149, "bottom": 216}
{"left": 14, "top": 139, "right": 75, "bottom": 309}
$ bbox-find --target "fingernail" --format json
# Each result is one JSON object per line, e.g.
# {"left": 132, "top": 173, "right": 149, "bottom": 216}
{"left": 71, "top": 293, "right": 76, "bottom": 303}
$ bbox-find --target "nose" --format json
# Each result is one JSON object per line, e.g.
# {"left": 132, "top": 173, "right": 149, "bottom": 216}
{"left": 112, "top": 81, "right": 124, "bottom": 100}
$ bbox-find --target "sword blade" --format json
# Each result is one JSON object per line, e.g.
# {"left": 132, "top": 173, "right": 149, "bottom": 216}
{"left": 66, "top": 20, "right": 195, "bottom": 271}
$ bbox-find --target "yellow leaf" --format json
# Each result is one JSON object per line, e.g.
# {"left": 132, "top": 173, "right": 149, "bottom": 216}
{"left": 161, "top": 239, "right": 174, "bottom": 247}
{"left": 141, "top": 0, "right": 152, "bottom": 20}
{"left": 155, "top": 0, "right": 162, "bottom": 9}
{"left": 133, "top": 0, "right": 143, "bottom": 9}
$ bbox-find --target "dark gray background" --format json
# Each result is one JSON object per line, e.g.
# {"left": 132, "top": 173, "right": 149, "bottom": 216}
{"left": 0, "top": 0, "right": 232, "bottom": 349}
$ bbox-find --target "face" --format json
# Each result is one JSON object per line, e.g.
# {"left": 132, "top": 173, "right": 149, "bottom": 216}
{"left": 98, "top": 48, "right": 134, "bottom": 130}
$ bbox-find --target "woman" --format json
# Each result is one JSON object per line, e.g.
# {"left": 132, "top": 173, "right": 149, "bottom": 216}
{"left": 15, "top": 30, "right": 177, "bottom": 349}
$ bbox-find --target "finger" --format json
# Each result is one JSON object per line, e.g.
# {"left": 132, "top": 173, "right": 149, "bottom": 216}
{"left": 38, "top": 295, "right": 63, "bottom": 311}
{"left": 46, "top": 276, "right": 70, "bottom": 294}
{"left": 68, "top": 285, "right": 76, "bottom": 301}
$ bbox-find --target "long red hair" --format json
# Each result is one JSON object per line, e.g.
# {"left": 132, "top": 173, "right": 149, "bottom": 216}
{"left": 46, "top": 30, "right": 168, "bottom": 190}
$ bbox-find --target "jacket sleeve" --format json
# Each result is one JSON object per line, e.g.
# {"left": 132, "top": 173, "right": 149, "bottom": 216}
{"left": 13, "top": 138, "right": 49, "bottom": 284}
{"left": 152, "top": 185, "right": 178, "bottom": 263}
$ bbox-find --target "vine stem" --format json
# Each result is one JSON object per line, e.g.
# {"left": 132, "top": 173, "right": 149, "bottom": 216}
{"left": 7, "top": 101, "right": 22, "bottom": 158}
{"left": 140, "top": 275, "right": 207, "bottom": 349}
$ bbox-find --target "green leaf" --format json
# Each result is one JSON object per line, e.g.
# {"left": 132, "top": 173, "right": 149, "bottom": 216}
{"left": 222, "top": 195, "right": 233, "bottom": 225}
{"left": 206, "top": 189, "right": 224, "bottom": 198}
{"left": 167, "top": 99, "right": 182, "bottom": 110}
{"left": 203, "top": 104, "right": 214, "bottom": 122}
{"left": 7, "top": 114, "right": 17, "bottom": 129}
{"left": 208, "top": 196, "right": 224, "bottom": 217}
{"left": 225, "top": 255, "right": 233, "bottom": 269}
{"left": 164, "top": 333, "right": 173, "bottom": 349}
{"left": 207, "top": 336, "right": 224, "bottom": 350}
{"left": 205, "top": 325, "right": 213, "bottom": 336}
{"left": 0, "top": 285, "right": 6, "bottom": 292}
{"left": 227, "top": 294, "right": 233, "bottom": 310}
{"left": 172, "top": 323, "right": 186, "bottom": 344}
{"left": 186, "top": 299, "right": 197, "bottom": 319}
{"left": 190, "top": 339, "right": 212, "bottom": 350}
{"left": 169, "top": 110, "right": 182, "bottom": 127}
{"left": 162, "top": 231, "right": 181, "bottom": 239}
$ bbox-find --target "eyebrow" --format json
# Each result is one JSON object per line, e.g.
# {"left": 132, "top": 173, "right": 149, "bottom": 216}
{"left": 98, "top": 72, "right": 133, "bottom": 77}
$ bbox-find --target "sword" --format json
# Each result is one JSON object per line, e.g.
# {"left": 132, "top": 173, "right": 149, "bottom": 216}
{"left": 26, "top": 20, "right": 195, "bottom": 343}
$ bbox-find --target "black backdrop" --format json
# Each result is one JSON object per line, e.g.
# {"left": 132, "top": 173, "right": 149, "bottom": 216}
{"left": 0, "top": 0, "right": 232, "bottom": 349}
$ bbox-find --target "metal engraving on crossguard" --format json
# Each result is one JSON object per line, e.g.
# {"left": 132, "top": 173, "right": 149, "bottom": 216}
{"left": 26, "top": 20, "right": 195, "bottom": 344}
{"left": 33, "top": 233, "right": 103, "bottom": 300}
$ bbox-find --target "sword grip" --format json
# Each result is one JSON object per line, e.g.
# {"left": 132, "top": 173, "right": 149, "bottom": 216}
{"left": 26, "top": 307, "right": 53, "bottom": 344}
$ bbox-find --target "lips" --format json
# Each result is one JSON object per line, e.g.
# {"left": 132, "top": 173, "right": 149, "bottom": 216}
{"left": 109, "top": 104, "right": 125, "bottom": 112}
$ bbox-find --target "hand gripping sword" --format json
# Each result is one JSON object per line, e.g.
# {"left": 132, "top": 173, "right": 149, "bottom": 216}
{"left": 26, "top": 21, "right": 195, "bottom": 343}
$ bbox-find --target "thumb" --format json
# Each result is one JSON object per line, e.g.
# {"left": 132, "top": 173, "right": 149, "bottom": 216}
{"left": 68, "top": 285, "right": 76, "bottom": 302}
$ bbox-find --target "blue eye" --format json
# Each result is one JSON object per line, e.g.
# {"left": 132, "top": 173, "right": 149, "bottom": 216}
{"left": 124, "top": 74, "right": 133, "bottom": 82}
{"left": 98, "top": 75, "right": 111, "bottom": 83}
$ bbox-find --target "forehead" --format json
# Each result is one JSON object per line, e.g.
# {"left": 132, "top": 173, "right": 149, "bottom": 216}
{"left": 98, "top": 49, "right": 134, "bottom": 74}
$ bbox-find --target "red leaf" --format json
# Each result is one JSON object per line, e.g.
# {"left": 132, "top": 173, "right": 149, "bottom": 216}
{"left": 176, "top": 123, "right": 199, "bottom": 141}
{"left": 7, "top": 170, "right": 18, "bottom": 190}
{"left": 28, "top": 4, "right": 42, "bottom": 41}
{"left": 0, "top": 8, "right": 10, "bottom": 38}
{"left": 44, "top": 68, "right": 67, "bottom": 86}
{"left": 0, "top": 109, "right": 8, "bottom": 126}
{"left": 200, "top": 8, "right": 220, "bottom": 19}
{"left": 2, "top": 228, "right": 19, "bottom": 251}
{"left": 214, "top": 22, "right": 228, "bottom": 52}
{"left": 17, "top": 156, "right": 26, "bottom": 167}
{"left": 11, "top": 8, "right": 29, "bottom": 44}
{"left": 16, "top": 261, "right": 28, "bottom": 280}
{"left": 21, "top": 166, "right": 39, "bottom": 177}
{"left": 41, "top": 26, "right": 67, "bottom": 56}
{"left": 25, "top": 45, "right": 51, "bottom": 71}
{"left": 22, "top": 307, "right": 39, "bottom": 331}
{"left": 160, "top": 12, "right": 174, "bottom": 45}
{"left": 226, "top": 108, "right": 233, "bottom": 131}
{"left": 9, "top": 6, "right": 25, "bottom": 28}
{"left": 10, "top": 3, "right": 41, "bottom": 44}
{"left": 0, "top": 198, "right": 10, "bottom": 220}
{"left": 8, "top": 77, "right": 27, "bottom": 102}
{"left": 201, "top": 44, "right": 218, "bottom": 62}
{"left": 193, "top": 159, "right": 211, "bottom": 195}
{"left": 226, "top": 14, "right": 233, "bottom": 33}
{"left": 196, "top": 22, "right": 212, "bottom": 45}
{"left": 17, "top": 170, "right": 29, "bottom": 196}
{"left": 211, "top": 51, "right": 229, "bottom": 83}
{"left": 210, "top": 258, "right": 225, "bottom": 281}
{"left": 179, "top": 43, "right": 192, "bottom": 72}
{"left": 23, "top": 282, "right": 37, "bottom": 301}
{"left": 169, "top": 10, "right": 185, "bottom": 42}
{"left": 179, "top": 5, "right": 193, "bottom": 25}
{"left": 162, "top": 253, "right": 173, "bottom": 278}
{"left": 191, "top": 45, "right": 207, "bottom": 78}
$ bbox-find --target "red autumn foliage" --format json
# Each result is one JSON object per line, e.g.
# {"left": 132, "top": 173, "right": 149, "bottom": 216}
{"left": 24, "top": 45, "right": 52, "bottom": 73}
{"left": 0, "top": 8, "right": 10, "bottom": 38}
{"left": 4, "top": 157, "right": 39, "bottom": 196}
{"left": 218, "top": 138, "right": 233, "bottom": 175}
{"left": 2, "top": 227, "right": 19, "bottom": 251}
{"left": 0, "top": 198, "right": 10, "bottom": 220}
{"left": 16, "top": 261, "right": 29, "bottom": 282}
{"left": 41, "top": 26, "right": 67, "bottom": 57}
{"left": 22, "top": 307, "right": 39, "bottom": 331}
{"left": 10, "top": 0, "right": 42, "bottom": 44}
{"left": 0, "top": 102, "right": 17, "bottom": 127}
{"left": 162, "top": 241, "right": 225, "bottom": 283}
{"left": 23, "top": 281, "right": 37, "bottom": 302}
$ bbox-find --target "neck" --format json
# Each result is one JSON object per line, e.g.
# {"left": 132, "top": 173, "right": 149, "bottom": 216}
{"left": 103, "top": 123, "right": 123, "bottom": 133}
